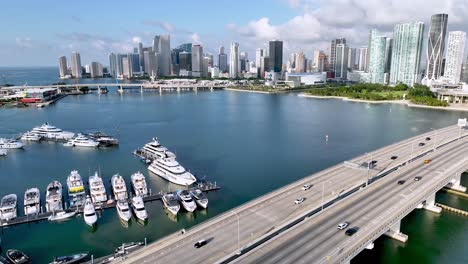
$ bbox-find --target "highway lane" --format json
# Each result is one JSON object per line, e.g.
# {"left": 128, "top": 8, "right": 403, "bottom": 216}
{"left": 233, "top": 141, "right": 468, "bottom": 264}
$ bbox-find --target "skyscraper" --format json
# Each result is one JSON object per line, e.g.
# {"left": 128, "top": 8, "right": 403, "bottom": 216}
{"left": 138, "top": 43, "right": 144, "bottom": 72}
{"left": 425, "top": 14, "right": 448, "bottom": 80}
{"left": 384, "top": 38, "right": 393, "bottom": 74}
{"left": 178, "top": 43, "right": 192, "bottom": 53}
{"left": 192, "top": 45, "right": 203, "bottom": 77}
{"left": 157, "top": 35, "right": 171, "bottom": 76}
{"left": 330, "top": 38, "right": 346, "bottom": 74}
{"left": 240, "top": 52, "right": 248, "bottom": 73}
{"left": 347, "top": 48, "right": 356, "bottom": 70}
{"left": 179, "top": 52, "right": 192, "bottom": 71}
{"left": 229, "top": 42, "right": 240, "bottom": 78}
{"left": 368, "top": 29, "right": 387, "bottom": 84}
{"left": 335, "top": 44, "right": 348, "bottom": 79}
{"left": 358, "top": 47, "right": 368, "bottom": 71}
{"left": 390, "top": 22, "right": 425, "bottom": 86}
{"left": 444, "top": 31, "right": 466, "bottom": 84}
{"left": 70, "top": 52, "right": 82, "bottom": 78}
{"left": 269, "top": 40, "right": 283, "bottom": 73}
{"left": 295, "top": 51, "right": 306, "bottom": 73}
{"left": 90, "top": 62, "right": 103, "bottom": 78}
{"left": 109, "top": 53, "right": 118, "bottom": 77}
{"left": 58, "top": 56, "right": 68, "bottom": 78}
{"left": 255, "top": 48, "right": 264, "bottom": 68}
{"left": 218, "top": 46, "right": 228, "bottom": 72}
{"left": 143, "top": 51, "right": 157, "bottom": 77}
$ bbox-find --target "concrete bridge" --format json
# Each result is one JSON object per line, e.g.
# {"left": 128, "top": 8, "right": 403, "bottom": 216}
{"left": 114, "top": 123, "right": 467, "bottom": 264}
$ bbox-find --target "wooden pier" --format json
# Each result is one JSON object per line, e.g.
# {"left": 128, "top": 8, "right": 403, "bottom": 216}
{"left": 0, "top": 182, "right": 220, "bottom": 228}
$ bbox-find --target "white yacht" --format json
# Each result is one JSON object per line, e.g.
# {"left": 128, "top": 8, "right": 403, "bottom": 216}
{"left": 0, "top": 138, "right": 24, "bottom": 149}
{"left": 31, "top": 123, "right": 75, "bottom": 140}
{"left": 24, "top": 188, "right": 40, "bottom": 215}
{"left": 0, "top": 194, "right": 17, "bottom": 221}
{"left": 176, "top": 190, "right": 197, "bottom": 212}
{"left": 140, "top": 138, "right": 176, "bottom": 160}
{"left": 89, "top": 172, "right": 108, "bottom": 204}
{"left": 46, "top": 181, "right": 63, "bottom": 212}
{"left": 116, "top": 200, "right": 131, "bottom": 222}
{"left": 67, "top": 170, "right": 86, "bottom": 207}
{"left": 48, "top": 211, "right": 76, "bottom": 222}
{"left": 189, "top": 189, "right": 209, "bottom": 209}
{"left": 64, "top": 134, "right": 99, "bottom": 148}
{"left": 148, "top": 157, "right": 197, "bottom": 186}
{"left": 111, "top": 174, "right": 128, "bottom": 201}
{"left": 131, "top": 196, "right": 148, "bottom": 221}
{"left": 131, "top": 172, "right": 148, "bottom": 197}
{"left": 162, "top": 193, "right": 180, "bottom": 215}
{"left": 83, "top": 196, "right": 97, "bottom": 226}
{"left": 20, "top": 132, "right": 42, "bottom": 141}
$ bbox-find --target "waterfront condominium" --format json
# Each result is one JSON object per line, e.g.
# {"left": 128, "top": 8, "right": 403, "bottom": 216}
{"left": 269, "top": 40, "right": 283, "bottom": 73}
{"left": 335, "top": 43, "right": 348, "bottom": 79}
{"left": 358, "top": 47, "right": 368, "bottom": 71}
{"left": 390, "top": 22, "right": 425, "bottom": 87}
{"left": 368, "top": 29, "right": 387, "bottom": 84}
{"left": 71, "top": 52, "right": 82, "bottom": 79}
{"left": 329, "top": 38, "right": 346, "bottom": 75}
{"left": 229, "top": 42, "right": 240, "bottom": 78}
{"left": 192, "top": 45, "right": 203, "bottom": 77}
{"left": 425, "top": 14, "right": 448, "bottom": 81}
{"left": 218, "top": 46, "right": 228, "bottom": 73}
{"left": 58, "top": 56, "right": 68, "bottom": 78}
{"left": 443, "top": 31, "right": 466, "bottom": 84}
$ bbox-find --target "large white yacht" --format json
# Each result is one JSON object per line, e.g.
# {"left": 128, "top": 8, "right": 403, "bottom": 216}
{"left": 0, "top": 138, "right": 24, "bottom": 149}
{"left": 131, "top": 172, "right": 148, "bottom": 197}
{"left": 89, "top": 172, "right": 108, "bottom": 204}
{"left": 176, "top": 190, "right": 197, "bottom": 212}
{"left": 20, "top": 132, "right": 43, "bottom": 141}
{"left": 140, "top": 138, "right": 176, "bottom": 160}
{"left": 111, "top": 174, "right": 128, "bottom": 201}
{"left": 148, "top": 157, "right": 197, "bottom": 186}
{"left": 0, "top": 194, "right": 17, "bottom": 221}
{"left": 83, "top": 196, "right": 97, "bottom": 226}
{"left": 116, "top": 200, "right": 131, "bottom": 222}
{"left": 46, "top": 181, "right": 63, "bottom": 212}
{"left": 64, "top": 134, "right": 99, "bottom": 148}
{"left": 67, "top": 170, "right": 86, "bottom": 207}
{"left": 189, "top": 189, "right": 209, "bottom": 209}
{"left": 162, "top": 193, "right": 180, "bottom": 215}
{"left": 31, "top": 123, "right": 75, "bottom": 140}
{"left": 131, "top": 196, "right": 148, "bottom": 221}
{"left": 24, "top": 188, "right": 40, "bottom": 215}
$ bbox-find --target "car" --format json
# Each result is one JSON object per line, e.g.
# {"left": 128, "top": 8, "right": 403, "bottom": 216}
{"left": 414, "top": 176, "right": 422, "bottom": 181}
{"left": 194, "top": 240, "right": 207, "bottom": 248}
{"left": 345, "top": 227, "right": 359, "bottom": 236}
{"left": 425, "top": 137, "right": 431, "bottom": 141}
{"left": 337, "top": 222, "right": 349, "bottom": 230}
{"left": 424, "top": 159, "right": 432, "bottom": 164}
{"left": 390, "top": 156, "right": 398, "bottom": 160}
{"left": 418, "top": 142, "right": 425, "bottom": 146}
{"left": 370, "top": 160, "right": 378, "bottom": 164}
{"left": 397, "top": 180, "right": 406, "bottom": 185}
{"left": 302, "top": 184, "right": 312, "bottom": 191}
{"left": 295, "top": 198, "right": 306, "bottom": 204}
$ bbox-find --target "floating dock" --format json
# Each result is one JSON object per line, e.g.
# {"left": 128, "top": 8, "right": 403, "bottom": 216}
{"left": 435, "top": 203, "right": 468, "bottom": 217}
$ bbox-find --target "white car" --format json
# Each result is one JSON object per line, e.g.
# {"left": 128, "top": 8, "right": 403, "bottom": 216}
{"left": 295, "top": 198, "right": 306, "bottom": 204}
{"left": 302, "top": 184, "right": 312, "bottom": 191}
{"left": 337, "top": 222, "right": 349, "bottom": 230}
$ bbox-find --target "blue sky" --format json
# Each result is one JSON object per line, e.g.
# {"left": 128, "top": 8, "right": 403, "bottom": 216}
{"left": 1, "top": 0, "right": 467, "bottom": 66}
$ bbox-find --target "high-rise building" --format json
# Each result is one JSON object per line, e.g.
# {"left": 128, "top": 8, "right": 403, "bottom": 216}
{"left": 390, "top": 22, "right": 425, "bottom": 86}
{"left": 330, "top": 38, "right": 346, "bottom": 74}
{"left": 203, "top": 57, "right": 210, "bottom": 78}
{"left": 255, "top": 48, "right": 264, "bottom": 68}
{"left": 240, "top": 52, "right": 248, "bottom": 73}
{"left": 358, "top": 47, "right": 368, "bottom": 71}
{"left": 122, "top": 57, "right": 131, "bottom": 79}
{"left": 368, "top": 29, "right": 387, "bottom": 84}
{"left": 425, "top": 14, "right": 448, "bottom": 80}
{"left": 192, "top": 45, "right": 203, "bottom": 77}
{"left": 109, "top": 53, "right": 118, "bottom": 77}
{"left": 384, "top": 38, "right": 393, "bottom": 74}
{"left": 443, "top": 31, "right": 466, "bottom": 84}
{"left": 335, "top": 44, "right": 348, "bottom": 79}
{"left": 179, "top": 52, "right": 192, "bottom": 71}
{"left": 143, "top": 51, "right": 157, "bottom": 77}
{"left": 260, "top": 56, "right": 269, "bottom": 77}
{"left": 159, "top": 35, "right": 171, "bottom": 76}
{"left": 58, "top": 56, "right": 68, "bottom": 78}
{"left": 138, "top": 43, "right": 144, "bottom": 72}
{"left": 218, "top": 46, "right": 228, "bottom": 72}
{"left": 116, "top": 54, "right": 126, "bottom": 77}
{"left": 313, "top": 50, "right": 327, "bottom": 72}
{"left": 70, "top": 52, "right": 82, "bottom": 79}
{"left": 269, "top": 40, "right": 283, "bottom": 73}
{"left": 229, "top": 42, "right": 240, "bottom": 78}
{"left": 178, "top": 43, "right": 192, "bottom": 53}
{"left": 462, "top": 57, "right": 468, "bottom": 83}
{"left": 90, "top": 62, "right": 103, "bottom": 78}
{"left": 347, "top": 48, "right": 356, "bottom": 70}
{"left": 295, "top": 51, "right": 306, "bottom": 73}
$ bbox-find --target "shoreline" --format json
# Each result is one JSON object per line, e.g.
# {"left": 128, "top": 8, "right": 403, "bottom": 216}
{"left": 298, "top": 93, "right": 468, "bottom": 112}
{"left": 224, "top": 87, "right": 274, "bottom": 94}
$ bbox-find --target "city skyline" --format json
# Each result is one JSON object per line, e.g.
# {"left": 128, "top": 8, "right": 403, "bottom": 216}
{"left": 2, "top": 0, "right": 468, "bottom": 67}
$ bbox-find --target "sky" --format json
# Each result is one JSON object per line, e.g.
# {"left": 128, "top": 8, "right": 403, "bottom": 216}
{"left": 1, "top": 0, "right": 468, "bottom": 67}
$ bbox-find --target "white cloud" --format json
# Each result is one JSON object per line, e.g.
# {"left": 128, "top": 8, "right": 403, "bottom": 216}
{"left": 191, "top": 33, "right": 202, "bottom": 44}
{"left": 132, "top": 36, "right": 142, "bottom": 44}
{"left": 15, "top": 37, "right": 33, "bottom": 48}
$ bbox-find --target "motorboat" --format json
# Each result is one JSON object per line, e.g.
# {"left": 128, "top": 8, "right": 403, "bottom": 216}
{"left": 114, "top": 242, "right": 144, "bottom": 257}
{"left": 116, "top": 200, "right": 131, "bottom": 222}
{"left": 31, "top": 123, "right": 75, "bottom": 140}
{"left": 67, "top": 170, "right": 86, "bottom": 207}
{"left": 130, "top": 196, "right": 148, "bottom": 221}
{"left": 83, "top": 196, "right": 97, "bottom": 226}
{"left": 63, "top": 134, "right": 99, "bottom": 148}
{"left": 50, "top": 252, "right": 89, "bottom": 264}
{"left": 162, "top": 193, "right": 180, "bottom": 215}
{"left": 48, "top": 210, "right": 76, "bottom": 222}
{"left": 0, "top": 138, "right": 24, "bottom": 149}
{"left": 89, "top": 172, "right": 108, "bottom": 204}
{"left": 0, "top": 194, "right": 17, "bottom": 221}
{"left": 131, "top": 172, "right": 148, "bottom": 197}
{"left": 148, "top": 157, "right": 197, "bottom": 186}
{"left": 20, "top": 132, "right": 42, "bottom": 141}
{"left": 88, "top": 132, "right": 119, "bottom": 146}
{"left": 0, "top": 149, "right": 6, "bottom": 156}
{"left": 46, "top": 181, "right": 63, "bottom": 213}
{"left": 6, "top": 249, "right": 31, "bottom": 264}
{"left": 111, "top": 174, "right": 128, "bottom": 201}
{"left": 24, "top": 188, "right": 40, "bottom": 216}
{"left": 139, "top": 138, "right": 176, "bottom": 161}
{"left": 189, "top": 189, "right": 209, "bottom": 209}
{"left": 176, "top": 190, "right": 197, "bottom": 212}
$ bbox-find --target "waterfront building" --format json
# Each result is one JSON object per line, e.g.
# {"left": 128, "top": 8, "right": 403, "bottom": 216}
{"left": 122, "top": 58, "right": 132, "bottom": 79}
{"left": 329, "top": 38, "right": 346, "bottom": 74}
{"left": 313, "top": 50, "right": 327, "bottom": 72}
{"left": 90, "top": 62, "right": 103, "bottom": 78}
{"left": 157, "top": 35, "right": 171, "bottom": 76}
{"left": 58, "top": 56, "right": 69, "bottom": 79}
{"left": 229, "top": 42, "right": 240, "bottom": 78}
{"left": 179, "top": 52, "right": 192, "bottom": 72}
{"left": 255, "top": 48, "right": 264, "bottom": 69}
{"left": 178, "top": 43, "right": 192, "bottom": 53}
{"left": 128, "top": 53, "right": 141, "bottom": 75}
{"left": 347, "top": 48, "right": 357, "bottom": 70}
{"left": 384, "top": 38, "right": 393, "bottom": 83}
{"left": 260, "top": 56, "right": 269, "bottom": 78}
{"left": 144, "top": 51, "right": 158, "bottom": 77}
{"left": 462, "top": 57, "right": 468, "bottom": 83}
{"left": 192, "top": 45, "right": 203, "bottom": 77}
{"left": 443, "top": 31, "right": 466, "bottom": 84}
{"left": 203, "top": 57, "right": 210, "bottom": 78}
{"left": 109, "top": 53, "right": 118, "bottom": 77}
{"left": 335, "top": 43, "right": 348, "bottom": 79}
{"left": 358, "top": 47, "right": 368, "bottom": 72}
{"left": 240, "top": 52, "right": 248, "bottom": 73}
{"left": 138, "top": 42, "right": 144, "bottom": 72}
{"left": 285, "top": 72, "right": 326, "bottom": 86}
{"left": 116, "top": 54, "right": 126, "bottom": 78}
{"left": 390, "top": 22, "right": 425, "bottom": 86}
{"left": 348, "top": 71, "right": 371, "bottom": 83}
{"left": 295, "top": 51, "right": 306, "bottom": 73}
{"left": 368, "top": 29, "right": 387, "bottom": 84}
{"left": 71, "top": 52, "right": 82, "bottom": 79}
{"left": 218, "top": 46, "right": 228, "bottom": 73}
{"left": 425, "top": 14, "right": 448, "bottom": 81}
{"left": 269, "top": 40, "right": 283, "bottom": 73}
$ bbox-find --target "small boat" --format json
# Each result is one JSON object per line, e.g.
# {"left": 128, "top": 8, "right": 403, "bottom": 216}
{"left": 24, "top": 188, "right": 40, "bottom": 216}
{"left": 89, "top": 132, "right": 119, "bottom": 146}
{"left": 0, "top": 149, "right": 6, "bottom": 156}
{"left": 0, "top": 194, "right": 17, "bottom": 221}
{"left": 114, "top": 242, "right": 144, "bottom": 257}
{"left": 116, "top": 200, "right": 131, "bottom": 222}
{"left": 162, "top": 193, "right": 180, "bottom": 215}
{"left": 189, "top": 189, "right": 209, "bottom": 209}
{"left": 131, "top": 172, "right": 148, "bottom": 197}
{"left": 83, "top": 196, "right": 97, "bottom": 226}
{"left": 48, "top": 211, "right": 76, "bottom": 222}
{"left": 111, "top": 174, "right": 128, "bottom": 201}
{"left": 46, "top": 181, "right": 63, "bottom": 213}
{"left": 20, "top": 132, "right": 42, "bottom": 141}
{"left": 6, "top": 249, "right": 31, "bottom": 264}
{"left": 176, "top": 190, "right": 197, "bottom": 212}
{"left": 89, "top": 172, "right": 108, "bottom": 204}
{"left": 67, "top": 170, "right": 86, "bottom": 207}
{"left": 63, "top": 134, "right": 99, "bottom": 148}
{"left": 50, "top": 252, "right": 89, "bottom": 264}
{"left": 130, "top": 196, "right": 148, "bottom": 221}
{"left": 0, "top": 138, "right": 24, "bottom": 149}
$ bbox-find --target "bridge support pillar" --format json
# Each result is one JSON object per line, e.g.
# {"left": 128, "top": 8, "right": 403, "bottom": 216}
{"left": 384, "top": 221, "right": 408, "bottom": 243}
{"left": 423, "top": 192, "right": 442, "bottom": 214}
{"left": 365, "top": 242, "right": 374, "bottom": 250}
{"left": 97, "top": 85, "right": 101, "bottom": 94}
{"left": 448, "top": 173, "right": 467, "bottom": 192}
{"left": 140, "top": 85, "right": 143, "bottom": 94}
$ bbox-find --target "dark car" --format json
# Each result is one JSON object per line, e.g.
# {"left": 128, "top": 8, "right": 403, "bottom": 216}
{"left": 425, "top": 137, "right": 431, "bottom": 141}
{"left": 397, "top": 180, "right": 406, "bottom": 185}
{"left": 414, "top": 176, "right": 422, "bottom": 181}
{"left": 345, "top": 227, "right": 359, "bottom": 236}
{"left": 370, "top": 160, "right": 378, "bottom": 165}
{"left": 418, "top": 142, "right": 425, "bottom": 146}
{"left": 194, "top": 240, "right": 207, "bottom": 248}
{"left": 390, "top": 156, "right": 398, "bottom": 160}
